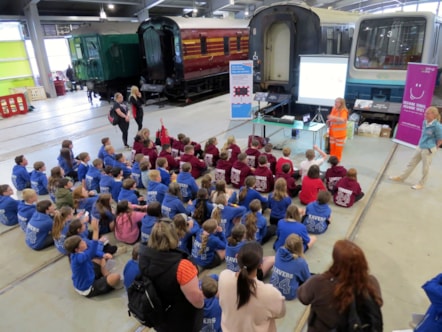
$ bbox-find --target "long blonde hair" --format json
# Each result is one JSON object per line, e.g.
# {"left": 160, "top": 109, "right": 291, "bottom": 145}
{"left": 273, "top": 178, "right": 288, "bottom": 201}
{"left": 52, "top": 206, "right": 73, "bottom": 240}
{"left": 221, "top": 136, "right": 236, "bottom": 152}
{"left": 245, "top": 199, "right": 261, "bottom": 241}
{"left": 129, "top": 85, "right": 140, "bottom": 100}
{"left": 199, "top": 218, "right": 218, "bottom": 254}
{"left": 211, "top": 194, "right": 226, "bottom": 225}
{"left": 284, "top": 234, "right": 304, "bottom": 259}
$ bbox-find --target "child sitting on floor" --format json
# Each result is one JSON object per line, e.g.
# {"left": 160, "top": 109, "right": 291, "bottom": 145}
{"left": 123, "top": 243, "right": 141, "bottom": 290}
{"left": 201, "top": 275, "right": 222, "bottom": 332}
{"left": 64, "top": 218, "right": 121, "bottom": 297}
{"left": 30, "top": 161, "right": 48, "bottom": 195}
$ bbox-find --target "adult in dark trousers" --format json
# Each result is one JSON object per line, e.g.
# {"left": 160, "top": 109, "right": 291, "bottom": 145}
{"left": 129, "top": 85, "right": 144, "bottom": 131}
{"left": 66, "top": 65, "right": 77, "bottom": 92}
{"left": 112, "top": 92, "right": 130, "bottom": 149}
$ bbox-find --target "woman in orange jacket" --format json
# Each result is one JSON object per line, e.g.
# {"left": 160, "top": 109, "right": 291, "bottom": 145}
{"left": 327, "top": 97, "right": 348, "bottom": 161}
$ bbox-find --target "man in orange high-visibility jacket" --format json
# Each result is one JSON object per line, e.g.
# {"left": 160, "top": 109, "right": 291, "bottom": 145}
{"left": 327, "top": 98, "right": 348, "bottom": 161}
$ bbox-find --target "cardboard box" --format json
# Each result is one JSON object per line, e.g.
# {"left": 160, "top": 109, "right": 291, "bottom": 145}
{"left": 380, "top": 127, "right": 392, "bottom": 138}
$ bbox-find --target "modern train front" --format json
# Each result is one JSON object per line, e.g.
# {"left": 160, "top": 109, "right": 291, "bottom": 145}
{"left": 248, "top": 3, "right": 321, "bottom": 98}
{"left": 346, "top": 12, "right": 442, "bottom": 104}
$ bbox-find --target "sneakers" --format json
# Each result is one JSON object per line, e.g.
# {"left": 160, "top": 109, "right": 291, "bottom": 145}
{"left": 389, "top": 175, "right": 402, "bottom": 182}
{"left": 411, "top": 184, "right": 424, "bottom": 190}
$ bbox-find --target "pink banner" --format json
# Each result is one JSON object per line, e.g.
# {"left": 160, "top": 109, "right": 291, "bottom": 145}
{"left": 395, "top": 63, "right": 438, "bottom": 146}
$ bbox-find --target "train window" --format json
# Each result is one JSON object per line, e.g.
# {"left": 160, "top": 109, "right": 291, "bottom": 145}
{"left": 200, "top": 36, "right": 207, "bottom": 55}
{"left": 237, "top": 36, "right": 241, "bottom": 51}
{"left": 355, "top": 17, "right": 426, "bottom": 70}
{"left": 224, "top": 37, "right": 230, "bottom": 55}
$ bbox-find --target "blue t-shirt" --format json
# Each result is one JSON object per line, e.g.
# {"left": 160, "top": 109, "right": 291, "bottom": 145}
{"left": 212, "top": 204, "right": 246, "bottom": 238}
{"left": 241, "top": 211, "right": 268, "bottom": 244}
{"left": 85, "top": 166, "right": 102, "bottom": 192}
{"left": 191, "top": 229, "right": 226, "bottom": 268}
{"left": 147, "top": 181, "right": 168, "bottom": 204}
{"left": 123, "top": 259, "right": 140, "bottom": 289}
{"left": 237, "top": 187, "right": 268, "bottom": 210}
{"left": 0, "top": 195, "right": 19, "bottom": 226}
{"left": 11, "top": 165, "right": 31, "bottom": 191}
{"left": 274, "top": 219, "right": 311, "bottom": 252}
{"left": 30, "top": 170, "right": 48, "bottom": 195}
{"left": 270, "top": 246, "right": 311, "bottom": 300}
{"left": 304, "top": 201, "right": 331, "bottom": 234}
{"left": 225, "top": 240, "right": 246, "bottom": 272}
{"left": 268, "top": 194, "right": 292, "bottom": 220}
{"left": 17, "top": 201, "right": 36, "bottom": 232}
{"left": 141, "top": 215, "right": 157, "bottom": 244}
{"left": 161, "top": 193, "right": 187, "bottom": 219}
{"left": 25, "top": 211, "right": 53, "bottom": 250}
{"left": 202, "top": 296, "right": 222, "bottom": 332}
{"left": 53, "top": 221, "right": 71, "bottom": 255}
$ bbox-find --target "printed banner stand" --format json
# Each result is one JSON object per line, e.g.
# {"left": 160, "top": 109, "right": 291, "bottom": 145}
{"left": 393, "top": 63, "right": 438, "bottom": 147}
{"left": 229, "top": 60, "right": 253, "bottom": 120}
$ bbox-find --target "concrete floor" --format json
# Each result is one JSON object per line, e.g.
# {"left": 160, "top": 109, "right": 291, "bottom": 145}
{"left": 0, "top": 90, "right": 440, "bottom": 332}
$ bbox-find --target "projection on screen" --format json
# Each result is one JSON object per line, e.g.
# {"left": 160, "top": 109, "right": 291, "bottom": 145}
{"left": 298, "top": 55, "right": 348, "bottom": 107}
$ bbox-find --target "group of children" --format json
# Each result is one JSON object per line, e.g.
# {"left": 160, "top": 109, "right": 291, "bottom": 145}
{"left": 0, "top": 122, "right": 366, "bottom": 330}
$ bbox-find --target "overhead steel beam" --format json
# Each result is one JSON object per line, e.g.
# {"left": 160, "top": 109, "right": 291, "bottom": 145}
{"left": 41, "top": 0, "right": 142, "bottom": 5}
{"left": 212, "top": 0, "right": 235, "bottom": 12}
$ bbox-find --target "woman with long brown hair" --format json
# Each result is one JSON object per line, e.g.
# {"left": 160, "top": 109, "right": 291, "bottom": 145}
{"left": 297, "top": 239, "right": 383, "bottom": 331}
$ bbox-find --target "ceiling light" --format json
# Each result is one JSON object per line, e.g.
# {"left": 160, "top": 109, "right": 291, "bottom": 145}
{"left": 108, "top": 4, "right": 114, "bottom": 10}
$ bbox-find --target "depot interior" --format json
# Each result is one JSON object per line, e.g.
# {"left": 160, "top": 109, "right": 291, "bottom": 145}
{"left": 1, "top": 0, "right": 442, "bottom": 332}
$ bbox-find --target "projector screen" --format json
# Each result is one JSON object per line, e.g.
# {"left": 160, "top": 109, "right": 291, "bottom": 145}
{"left": 298, "top": 55, "right": 348, "bottom": 107}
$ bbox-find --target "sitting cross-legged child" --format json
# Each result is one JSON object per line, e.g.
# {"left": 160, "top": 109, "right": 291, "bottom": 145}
{"left": 64, "top": 218, "right": 121, "bottom": 297}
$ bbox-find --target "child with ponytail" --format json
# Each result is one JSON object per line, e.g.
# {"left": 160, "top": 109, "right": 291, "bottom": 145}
{"left": 173, "top": 213, "right": 200, "bottom": 255}
{"left": 191, "top": 218, "right": 226, "bottom": 269}
{"left": 225, "top": 223, "right": 247, "bottom": 272}
{"left": 211, "top": 193, "right": 246, "bottom": 237}
{"left": 188, "top": 188, "right": 213, "bottom": 226}
{"left": 218, "top": 241, "right": 286, "bottom": 331}
{"left": 242, "top": 199, "right": 275, "bottom": 245}
{"left": 52, "top": 206, "right": 75, "bottom": 254}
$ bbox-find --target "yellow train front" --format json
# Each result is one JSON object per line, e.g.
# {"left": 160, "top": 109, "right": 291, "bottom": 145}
{"left": 137, "top": 16, "right": 249, "bottom": 101}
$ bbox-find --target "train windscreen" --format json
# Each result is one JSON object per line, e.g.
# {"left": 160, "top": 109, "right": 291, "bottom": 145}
{"left": 355, "top": 17, "right": 426, "bottom": 70}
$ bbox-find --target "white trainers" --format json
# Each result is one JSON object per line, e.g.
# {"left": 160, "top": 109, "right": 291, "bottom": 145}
{"left": 411, "top": 184, "right": 424, "bottom": 190}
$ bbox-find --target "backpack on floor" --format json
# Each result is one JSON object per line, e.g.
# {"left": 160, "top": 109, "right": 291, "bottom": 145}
{"left": 343, "top": 294, "right": 383, "bottom": 332}
{"left": 108, "top": 107, "right": 118, "bottom": 126}
{"left": 127, "top": 274, "right": 168, "bottom": 327}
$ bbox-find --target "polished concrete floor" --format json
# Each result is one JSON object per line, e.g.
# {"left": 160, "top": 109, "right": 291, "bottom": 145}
{"left": 0, "top": 90, "right": 441, "bottom": 332}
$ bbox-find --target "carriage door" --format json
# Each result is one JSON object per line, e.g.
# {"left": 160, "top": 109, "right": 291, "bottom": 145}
{"left": 84, "top": 36, "right": 102, "bottom": 79}
{"left": 143, "top": 28, "right": 175, "bottom": 81}
{"left": 264, "top": 22, "right": 290, "bottom": 83}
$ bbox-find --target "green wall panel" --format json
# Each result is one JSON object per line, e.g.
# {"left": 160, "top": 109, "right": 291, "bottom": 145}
{"left": 0, "top": 41, "right": 27, "bottom": 58}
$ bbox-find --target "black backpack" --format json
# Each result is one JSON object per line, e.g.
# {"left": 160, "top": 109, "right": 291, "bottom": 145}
{"left": 127, "top": 274, "right": 169, "bottom": 327}
{"left": 344, "top": 294, "right": 383, "bottom": 332}
{"left": 107, "top": 107, "right": 118, "bottom": 126}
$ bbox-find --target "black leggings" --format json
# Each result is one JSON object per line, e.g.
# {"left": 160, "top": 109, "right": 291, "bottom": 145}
{"left": 135, "top": 108, "right": 143, "bottom": 131}
{"left": 117, "top": 120, "right": 129, "bottom": 146}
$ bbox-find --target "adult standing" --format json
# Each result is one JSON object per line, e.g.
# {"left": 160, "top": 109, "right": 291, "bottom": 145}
{"left": 138, "top": 219, "right": 204, "bottom": 332}
{"left": 218, "top": 241, "right": 286, "bottom": 332}
{"left": 327, "top": 97, "right": 348, "bottom": 161}
{"left": 66, "top": 64, "right": 76, "bottom": 92}
{"left": 129, "top": 85, "right": 144, "bottom": 131}
{"left": 112, "top": 92, "right": 130, "bottom": 149}
{"left": 390, "top": 106, "right": 442, "bottom": 190}
{"left": 297, "top": 239, "right": 383, "bottom": 331}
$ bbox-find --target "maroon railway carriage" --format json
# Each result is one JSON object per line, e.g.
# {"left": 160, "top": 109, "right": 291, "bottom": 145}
{"left": 137, "top": 16, "right": 249, "bottom": 100}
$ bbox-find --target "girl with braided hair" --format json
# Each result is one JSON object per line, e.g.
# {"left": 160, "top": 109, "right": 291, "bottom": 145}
{"left": 211, "top": 193, "right": 246, "bottom": 237}
{"left": 242, "top": 199, "right": 275, "bottom": 245}
{"left": 191, "top": 218, "right": 226, "bottom": 269}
